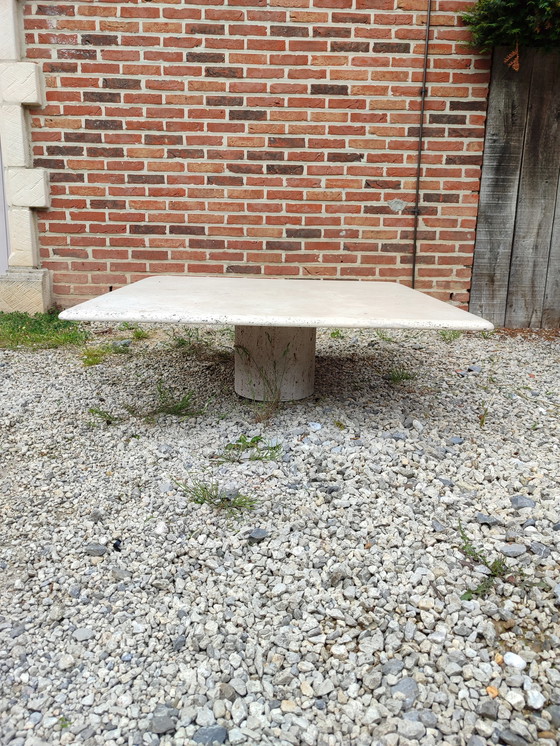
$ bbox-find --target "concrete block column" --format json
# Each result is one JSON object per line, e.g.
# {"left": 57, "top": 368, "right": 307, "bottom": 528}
{"left": 0, "top": 0, "right": 52, "bottom": 313}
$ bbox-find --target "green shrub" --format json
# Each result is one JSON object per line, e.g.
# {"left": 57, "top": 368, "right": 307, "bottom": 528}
{"left": 463, "top": 0, "right": 560, "bottom": 52}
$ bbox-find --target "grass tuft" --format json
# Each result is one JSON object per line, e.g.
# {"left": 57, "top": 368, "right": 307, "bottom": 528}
{"left": 387, "top": 366, "right": 416, "bottom": 384}
{"left": 88, "top": 407, "right": 120, "bottom": 425}
{"left": 217, "top": 434, "right": 281, "bottom": 463}
{"left": 0, "top": 310, "right": 88, "bottom": 349}
{"left": 458, "top": 521, "right": 508, "bottom": 600}
{"left": 174, "top": 477, "right": 258, "bottom": 520}
{"left": 132, "top": 327, "right": 151, "bottom": 340}
{"left": 375, "top": 330, "right": 396, "bottom": 344}
{"left": 82, "top": 346, "right": 111, "bottom": 366}
{"left": 439, "top": 329, "right": 463, "bottom": 343}
{"left": 126, "top": 380, "right": 204, "bottom": 421}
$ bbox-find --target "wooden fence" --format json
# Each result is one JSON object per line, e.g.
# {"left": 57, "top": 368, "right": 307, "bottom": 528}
{"left": 470, "top": 48, "right": 560, "bottom": 328}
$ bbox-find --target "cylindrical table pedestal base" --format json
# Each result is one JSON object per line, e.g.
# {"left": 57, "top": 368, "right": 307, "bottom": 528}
{"left": 234, "top": 325, "right": 316, "bottom": 401}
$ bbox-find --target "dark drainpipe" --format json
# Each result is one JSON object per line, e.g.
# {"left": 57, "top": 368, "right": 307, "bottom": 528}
{"left": 411, "top": 0, "right": 433, "bottom": 289}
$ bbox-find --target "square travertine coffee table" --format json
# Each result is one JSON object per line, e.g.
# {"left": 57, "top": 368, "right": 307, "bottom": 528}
{"left": 60, "top": 276, "right": 493, "bottom": 401}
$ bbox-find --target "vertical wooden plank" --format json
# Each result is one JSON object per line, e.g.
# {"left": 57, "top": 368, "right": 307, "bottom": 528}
{"left": 505, "top": 51, "right": 560, "bottom": 328}
{"left": 541, "top": 167, "right": 560, "bottom": 328}
{"left": 470, "top": 48, "right": 534, "bottom": 325}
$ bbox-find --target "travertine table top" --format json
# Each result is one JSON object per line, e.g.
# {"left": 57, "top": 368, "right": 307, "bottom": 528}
{"left": 60, "top": 276, "right": 493, "bottom": 331}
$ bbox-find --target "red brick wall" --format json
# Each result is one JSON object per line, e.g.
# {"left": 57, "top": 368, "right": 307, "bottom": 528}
{"left": 23, "top": 0, "right": 490, "bottom": 306}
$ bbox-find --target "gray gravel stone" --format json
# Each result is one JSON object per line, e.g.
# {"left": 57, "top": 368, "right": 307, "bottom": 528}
{"left": 48, "top": 604, "right": 65, "bottom": 622}
{"left": 247, "top": 528, "right": 270, "bottom": 544}
{"left": 382, "top": 659, "right": 405, "bottom": 676}
{"left": 546, "top": 705, "right": 560, "bottom": 727}
{"left": 510, "top": 495, "right": 536, "bottom": 510}
{"left": 150, "top": 715, "right": 176, "bottom": 734}
{"left": 477, "top": 700, "right": 499, "bottom": 719}
{"left": 391, "top": 677, "right": 419, "bottom": 709}
{"left": 476, "top": 512, "right": 500, "bottom": 526}
{"left": 497, "top": 729, "right": 529, "bottom": 746}
{"left": 417, "top": 710, "right": 438, "bottom": 728}
{"left": 192, "top": 726, "right": 229, "bottom": 744}
{"left": 468, "top": 737, "right": 487, "bottom": 746}
{"left": 500, "top": 543, "right": 527, "bottom": 557}
{"left": 84, "top": 543, "right": 107, "bottom": 557}
{"left": 529, "top": 541, "right": 551, "bottom": 557}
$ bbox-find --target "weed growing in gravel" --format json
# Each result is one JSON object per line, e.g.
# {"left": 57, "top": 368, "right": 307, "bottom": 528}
{"left": 88, "top": 407, "right": 120, "bottom": 425}
{"left": 439, "top": 329, "right": 463, "bottom": 343}
{"left": 0, "top": 310, "right": 88, "bottom": 349}
{"left": 375, "top": 330, "right": 396, "bottom": 343}
{"left": 458, "top": 521, "right": 508, "bottom": 600}
{"left": 58, "top": 716, "right": 71, "bottom": 730}
{"left": 82, "top": 341, "right": 131, "bottom": 366}
{"left": 82, "top": 346, "right": 111, "bottom": 366}
{"left": 174, "top": 478, "right": 257, "bottom": 520}
{"left": 330, "top": 329, "right": 344, "bottom": 339}
{"left": 387, "top": 366, "right": 416, "bottom": 384}
{"left": 166, "top": 327, "right": 209, "bottom": 353}
{"left": 252, "top": 394, "right": 282, "bottom": 423}
{"left": 126, "top": 381, "right": 204, "bottom": 421}
{"left": 479, "top": 402, "right": 489, "bottom": 428}
{"left": 217, "top": 435, "right": 281, "bottom": 463}
{"left": 132, "top": 327, "right": 150, "bottom": 340}
{"left": 153, "top": 382, "right": 200, "bottom": 416}
{"left": 110, "top": 341, "right": 131, "bottom": 354}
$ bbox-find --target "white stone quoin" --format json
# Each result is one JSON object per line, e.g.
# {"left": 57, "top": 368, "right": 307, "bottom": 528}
{"left": 0, "top": 0, "right": 51, "bottom": 312}
{"left": 60, "top": 276, "right": 493, "bottom": 401}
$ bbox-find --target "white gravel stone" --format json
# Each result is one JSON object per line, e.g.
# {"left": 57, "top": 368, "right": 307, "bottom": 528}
{"left": 505, "top": 691, "right": 526, "bottom": 711}
{"left": 397, "top": 719, "right": 426, "bottom": 739}
{"left": 58, "top": 654, "right": 74, "bottom": 671}
{"left": 503, "top": 652, "right": 527, "bottom": 670}
{"left": 526, "top": 690, "right": 546, "bottom": 710}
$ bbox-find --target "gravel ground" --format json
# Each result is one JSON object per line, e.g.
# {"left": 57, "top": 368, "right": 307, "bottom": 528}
{"left": 0, "top": 325, "right": 559, "bottom": 746}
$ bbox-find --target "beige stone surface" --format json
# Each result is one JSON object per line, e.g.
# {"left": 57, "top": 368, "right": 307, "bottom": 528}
{"left": 60, "top": 276, "right": 493, "bottom": 331}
